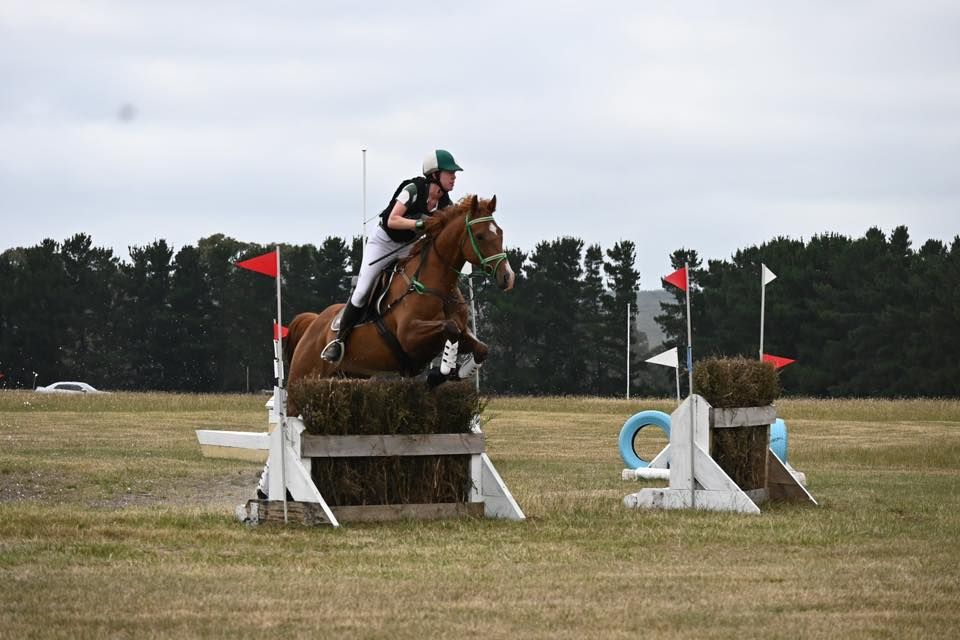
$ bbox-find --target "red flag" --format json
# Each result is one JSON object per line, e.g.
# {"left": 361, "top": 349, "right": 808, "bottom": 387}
{"left": 235, "top": 250, "right": 277, "bottom": 278}
{"left": 763, "top": 354, "right": 796, "bottom": 369}
{"left": 273, "top": 322, "right": 289, "bottom": 340}
{"left": 663, "top": 266, "right": 687, "bottom": 291}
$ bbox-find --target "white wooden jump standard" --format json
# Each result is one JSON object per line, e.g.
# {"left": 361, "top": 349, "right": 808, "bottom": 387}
{"left": 622, "top": 394, "right": 816, "bottom": 514}
{"left": 196, "top": 393, "right": 524, "bottom": 527}
{"left": 621, "top": 413, "right": 808, "bottom": 486}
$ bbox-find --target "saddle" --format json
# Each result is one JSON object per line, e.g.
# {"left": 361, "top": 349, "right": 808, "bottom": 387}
{"left": 331, "top": 261, "right": 407, "bottom": 330}
{"left": 329, "top": 258, "right": 422, "bottom": 375}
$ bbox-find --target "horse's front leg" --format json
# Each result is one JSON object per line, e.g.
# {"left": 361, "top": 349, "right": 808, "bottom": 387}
{"left": 455, "top": 326, "right": 488, "bottom": 364}
{"left": 448, "top": 326, "right": 487, "bottom": 382}
{"left": 396, "top": 317, "right": 461, "bottom": 363}
{"left": 447, "top": 297, "right": 488, "bottom": 364}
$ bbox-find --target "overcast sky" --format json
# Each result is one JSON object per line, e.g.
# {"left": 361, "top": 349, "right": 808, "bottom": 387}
{"left": 2, "top": 1, "right": 958, "bottom": 288}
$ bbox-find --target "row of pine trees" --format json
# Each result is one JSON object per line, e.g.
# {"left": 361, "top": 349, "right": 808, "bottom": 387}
{"left": 1, "top": 225, "right": 957, "bottom": 396}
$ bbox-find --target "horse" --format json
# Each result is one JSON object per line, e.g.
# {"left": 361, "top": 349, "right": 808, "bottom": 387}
{"left": 284, "top": 195, "right": 514, "bottom": 414}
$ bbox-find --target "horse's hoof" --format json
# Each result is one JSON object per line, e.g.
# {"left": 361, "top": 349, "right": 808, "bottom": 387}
{"left": 427, "top": 367, "right": 448, "bottom": 388}
{"left": 320, "top": 340, "right": 344, "bottom": 364}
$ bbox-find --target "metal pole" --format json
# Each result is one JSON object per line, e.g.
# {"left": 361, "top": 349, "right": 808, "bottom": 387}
{"left": 626, "top": 302, "right": 631, "bottom": 400}
{"left": 685, "top": 262, "right": 693, "bottom": 396}
{"left": 362, "top": 149, "right": 367, "bottom": 245}
{"left": 759, "top": 265, "right": 766, "bottom": 360}
{"left": 675, "top": 366, "right": 681, "bottom": 405}
{"left": 274, "top": 248, "right": 288, "bottom": 523}
{"left": 468, "top": 275, "right": 480, "bottom": 393}
{"left": 685, "top": 262, "right": 695, "bottom": 509}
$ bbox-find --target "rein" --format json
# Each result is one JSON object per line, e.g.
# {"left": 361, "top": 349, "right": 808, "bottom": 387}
{"left": 382, "top": 205, "right": 506, "bottom": 315}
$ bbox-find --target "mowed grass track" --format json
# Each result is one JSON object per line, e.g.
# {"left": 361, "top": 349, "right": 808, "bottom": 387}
{"left": 1, "top": 392, "right": 958, "bottom": 639}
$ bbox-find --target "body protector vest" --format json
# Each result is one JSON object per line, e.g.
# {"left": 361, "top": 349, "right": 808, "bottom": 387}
{"left": 378, "top": 176, "right": 453, "bottom": 243}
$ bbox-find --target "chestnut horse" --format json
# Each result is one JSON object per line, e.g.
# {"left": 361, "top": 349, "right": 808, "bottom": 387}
{"left": 285, "top": 195, "right": 514, "bottom": 414}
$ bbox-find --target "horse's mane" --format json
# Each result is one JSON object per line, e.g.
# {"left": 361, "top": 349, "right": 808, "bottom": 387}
{"left": 405, "top": 195, "right": 478, "bottom": 259}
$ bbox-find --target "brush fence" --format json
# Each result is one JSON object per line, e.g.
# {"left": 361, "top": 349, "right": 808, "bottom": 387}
{"left": 623, "top": 394, "right": 816, "bottom": 514}
{"left": 197, "top": 389, "right": 524, "bottom": 527}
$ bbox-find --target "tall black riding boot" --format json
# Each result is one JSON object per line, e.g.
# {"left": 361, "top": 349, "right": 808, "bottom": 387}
{"left": 321, "top": 302, "right": 363, "bottom": 364}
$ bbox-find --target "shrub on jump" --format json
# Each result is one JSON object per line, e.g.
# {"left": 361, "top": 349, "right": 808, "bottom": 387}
{"left": 693, "top": 357, "right": 780, "bottom": 408}
{"left": 694, "top": 357, "right": 781, "bottom": 491}
{"left": 289, "top": 377, "right": 482, "bottom": 435}
{"left": 287, "top": 377, "right": 483, "bottom": 507}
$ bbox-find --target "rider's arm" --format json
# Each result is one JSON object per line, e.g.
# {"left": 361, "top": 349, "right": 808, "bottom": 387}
{"left": 386, "top": 201, "right": 421, "bottom": 231}
{"left": 386, "top": 184, "right": 424, "bottom": 231}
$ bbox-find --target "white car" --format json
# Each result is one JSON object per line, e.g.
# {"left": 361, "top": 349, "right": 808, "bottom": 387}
{"left": 35, "top": 381, "right": 107, "bottom": 394}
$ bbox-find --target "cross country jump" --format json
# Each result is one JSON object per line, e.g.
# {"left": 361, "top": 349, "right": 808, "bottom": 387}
{"left": 284, "top": 195, "right": 514, "bottom": 414}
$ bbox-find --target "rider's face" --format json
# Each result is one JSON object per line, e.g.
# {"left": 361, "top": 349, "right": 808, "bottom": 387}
{"left": 437, "top": 170, "right": 456, "bottom": 192}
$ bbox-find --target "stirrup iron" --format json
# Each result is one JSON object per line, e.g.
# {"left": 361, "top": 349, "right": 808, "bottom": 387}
{"left": 321, "top": 339, "right": 345, "bottom": 364}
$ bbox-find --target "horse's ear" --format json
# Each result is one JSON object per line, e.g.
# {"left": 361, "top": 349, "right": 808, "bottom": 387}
{"left": 489, "top": 195, "right": 497, "bottom": 213}
{"left": 470, "top": 195, "right": 479, "bottom": 214}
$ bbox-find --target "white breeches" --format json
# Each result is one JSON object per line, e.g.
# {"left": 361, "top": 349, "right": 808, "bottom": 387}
{"left": 351, "top": 226, "right": 416, "bottom": 307}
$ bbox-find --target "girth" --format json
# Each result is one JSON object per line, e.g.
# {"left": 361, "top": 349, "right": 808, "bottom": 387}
{"left": 373, "top": 317, "right": 419, "bottom": 376}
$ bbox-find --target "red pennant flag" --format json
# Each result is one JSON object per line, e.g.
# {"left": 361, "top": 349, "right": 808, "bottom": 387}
{"left": 273, "top": 322, "right": 289, "bottom": 340}
{"left": 235, "top": 250, "right": 277, "bottom": 278}
{"left": 663, "top": 266, "right": 687, "bottom": 291}
{"left": 763, "top": 354, "right": 796, "bottom": 369}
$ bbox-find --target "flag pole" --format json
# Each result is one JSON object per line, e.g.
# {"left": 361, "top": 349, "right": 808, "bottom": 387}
{"left": 759, "top": 264, "right": 766, "bottom": 360}
{"left": 274, "top": 247, "right": 288, "bottom": 524}
{"left": 644, "top": 346, "right": 680, "bottom": 405}
{"left": 684, "top": 262, "right": 695, "bottom": 509}
{"left": 468, "top": 275, "right": 480, "bottom": 393}
{"left": 362, "top": 149, "right": 368, "bottom": 245}
{"left": 759, "top": 264, "right": 777, "bottom": 361}
{"left": 626, "top": 302, "right": 631, "bottom": 400}
{"left": 675, "top": 365, "right": 681, "bottom": 406}
{"left": 685, "top": 263, "right": 693, "bottom": 395}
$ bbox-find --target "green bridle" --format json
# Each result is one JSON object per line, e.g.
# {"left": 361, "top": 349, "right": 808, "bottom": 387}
{"left": 463, "top": 211, "right": 508, "bottom": 279}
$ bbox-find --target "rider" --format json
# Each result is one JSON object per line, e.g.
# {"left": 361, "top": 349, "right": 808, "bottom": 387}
{"left": 320, "top": 149, "right": 463, "bottom": 364}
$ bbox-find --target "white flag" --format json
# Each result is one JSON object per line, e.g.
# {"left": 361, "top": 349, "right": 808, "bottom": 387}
{"left": 762, "top": 264, "right": 777, "bottom": 286}
{"left": 646, "top": 347, "right": 679, "bottom": 369}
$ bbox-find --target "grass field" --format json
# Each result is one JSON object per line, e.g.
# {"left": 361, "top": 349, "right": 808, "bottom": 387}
{"left": 1, "top": 391, "right": 959, "bottom": 639}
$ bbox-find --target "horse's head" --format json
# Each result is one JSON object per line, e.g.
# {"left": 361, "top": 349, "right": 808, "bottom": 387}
{"left": 462, "top": 195, "right": 515, "bottom": 291}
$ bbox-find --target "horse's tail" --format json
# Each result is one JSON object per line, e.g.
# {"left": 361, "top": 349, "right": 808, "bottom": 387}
{"left": 285, "top": 312, "right": 319, "bottom": 364}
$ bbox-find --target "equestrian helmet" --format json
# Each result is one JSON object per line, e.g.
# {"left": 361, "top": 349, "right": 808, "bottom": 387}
{"left": 422, "top": 149, "right": 463, "bottom": 176}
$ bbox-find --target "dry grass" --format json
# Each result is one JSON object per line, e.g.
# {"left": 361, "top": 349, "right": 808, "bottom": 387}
{"left": 1, "top": 391, "right": 959, "bottom": 639}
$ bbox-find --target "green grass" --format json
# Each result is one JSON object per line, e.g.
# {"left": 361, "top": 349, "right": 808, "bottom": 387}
{"left": 1, "top": 392, "right": 959, "bottom": 638}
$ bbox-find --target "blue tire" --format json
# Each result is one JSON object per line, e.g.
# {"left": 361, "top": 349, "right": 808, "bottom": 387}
{"left": 770, "top": 418, "right": 788, "bottom": 462}
{"left": 618, "top": 410, "right": 672, "bottom": 468}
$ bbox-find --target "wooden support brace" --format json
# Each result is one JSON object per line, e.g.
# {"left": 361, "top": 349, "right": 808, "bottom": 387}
{"left": 767, "top": 450, "right": 818, "bottom": 505}
{"left": 267, "top": 418, "right": 339, "bottom": 527}
{"left": 196, "top": 430, "right": 269, "bottom": 462}
{"left": 471, "top": 453, "right": 525, "bottom": 520}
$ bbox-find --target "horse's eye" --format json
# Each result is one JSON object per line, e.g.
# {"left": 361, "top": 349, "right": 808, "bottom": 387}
{"left": 476, "top": 234, "right": 485, "bottom": 241}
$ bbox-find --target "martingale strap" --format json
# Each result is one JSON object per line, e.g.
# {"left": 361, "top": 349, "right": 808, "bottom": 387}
{"left": 374, "top": 317, "right": 417, "bottom": 376}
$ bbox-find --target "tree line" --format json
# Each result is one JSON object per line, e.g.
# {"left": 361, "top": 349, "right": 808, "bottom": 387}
{"left": 1, "top": 225, "right": 957, "bottom": 396}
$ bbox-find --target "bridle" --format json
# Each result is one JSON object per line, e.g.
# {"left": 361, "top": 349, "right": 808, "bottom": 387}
{"left": 462, "top": 210, "right": 507, "bottom": 279}
{"left": 388, "top": 204, "right": 508, "bottom": 315}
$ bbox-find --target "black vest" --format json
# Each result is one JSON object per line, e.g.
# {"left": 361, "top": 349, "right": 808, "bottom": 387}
{"left": 379, "top": 177, "right": 452, "bottom": 242}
